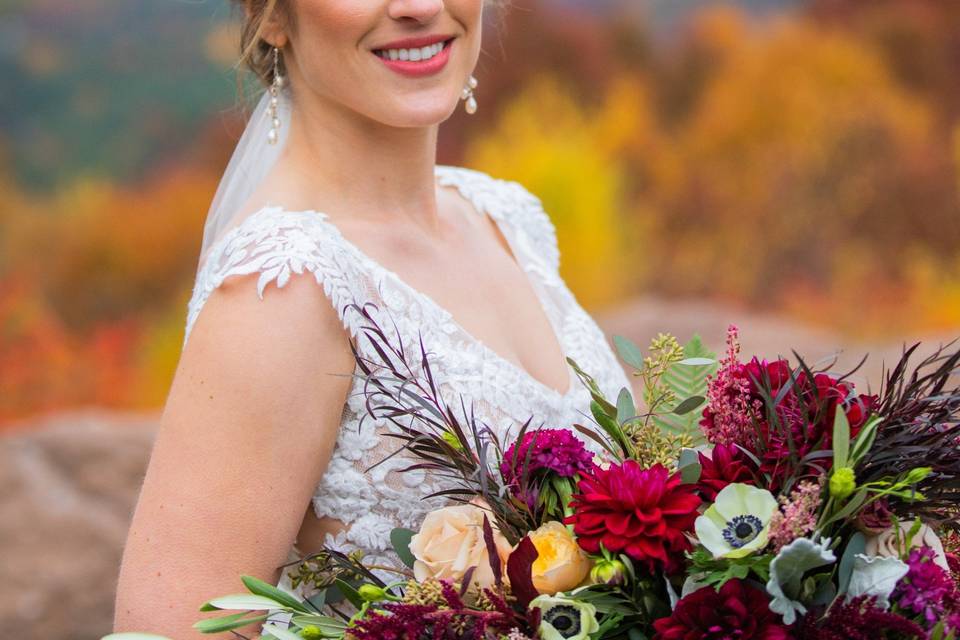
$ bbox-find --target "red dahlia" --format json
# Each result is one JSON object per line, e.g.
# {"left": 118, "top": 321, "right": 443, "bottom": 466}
{"left": 564, "top": 461, "right": 700, "bottom": 573}
{"left": 653, "top": 580, "right": 793, "bottom": 640}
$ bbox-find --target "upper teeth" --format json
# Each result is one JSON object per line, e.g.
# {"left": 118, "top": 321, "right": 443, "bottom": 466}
{"left": 376, "top": 41, "right": 446, "bottom": 62}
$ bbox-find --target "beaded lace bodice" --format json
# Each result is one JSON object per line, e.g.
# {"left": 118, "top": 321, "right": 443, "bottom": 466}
{"left": 182, "top": 165, "right": 631, "bottom": 601}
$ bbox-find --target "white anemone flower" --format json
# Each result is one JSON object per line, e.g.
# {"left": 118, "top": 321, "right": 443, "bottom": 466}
{"left": 695, "top": 483, "right": 778, "bottom": 559}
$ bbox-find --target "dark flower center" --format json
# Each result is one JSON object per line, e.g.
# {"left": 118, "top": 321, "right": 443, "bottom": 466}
{"left": 545, "top": 605, "right": 581, "bottom": 638}
{"left": 722, "top": 514, "right": 763, "bottom": 548}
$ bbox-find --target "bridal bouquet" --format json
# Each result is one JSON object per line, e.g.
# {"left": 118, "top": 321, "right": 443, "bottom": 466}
{"left": 107, "top": 309, "right": 960, "bottom": 640}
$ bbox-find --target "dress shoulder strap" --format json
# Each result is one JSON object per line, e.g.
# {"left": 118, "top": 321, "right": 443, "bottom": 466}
{"left": 435, "top": 165, "right": 560, "bottom": 273}
{"left": 182, "top": 206, "right": 373, "bottom": 349}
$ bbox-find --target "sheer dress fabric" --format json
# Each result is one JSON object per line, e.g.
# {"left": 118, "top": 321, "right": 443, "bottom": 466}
{"left": 182, "top": 165, "right": 632, "bottom": 620}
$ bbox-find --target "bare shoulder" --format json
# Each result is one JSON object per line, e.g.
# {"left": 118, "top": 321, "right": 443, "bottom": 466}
{"left": 114, "top": 270, "right": 354, "bottom": 637}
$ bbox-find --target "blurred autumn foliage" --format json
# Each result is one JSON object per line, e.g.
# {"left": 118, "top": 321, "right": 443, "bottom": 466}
{"left": 2, "top": 0, "right": 960, "bottom": 424}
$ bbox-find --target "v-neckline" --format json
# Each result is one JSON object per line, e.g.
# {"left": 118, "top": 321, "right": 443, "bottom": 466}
{"left": 260, "top": 165, "right": 576, "bottom": 400}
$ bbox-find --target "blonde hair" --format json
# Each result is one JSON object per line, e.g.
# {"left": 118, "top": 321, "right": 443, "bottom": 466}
{"left": 230, "top": 0, "right": 294, "bottom": 97}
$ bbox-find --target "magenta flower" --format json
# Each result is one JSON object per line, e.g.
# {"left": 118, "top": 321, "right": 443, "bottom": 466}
{"left": 500, "top": 428, "right": 594, "bottom": 487}
{"left": 892, "top": 546, "right": 960, "bottom": 627}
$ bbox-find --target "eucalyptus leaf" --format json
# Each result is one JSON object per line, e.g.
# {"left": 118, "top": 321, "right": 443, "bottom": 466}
{"left": 390, "top": 528, "right": 417, "bottom": 569}
{"left": 680, "top": 462, "right": 702, "bottom": 484}
{"left": 837, "top": 532, "right": 866, "bottom": 595}
{"left": 613, "top": 335, "right": 646, "bottom": 370}
{"left": 678, "top": 448, "right": 700, "bottom": 469}
{"left": 678, "top": 357, "right": 715, "bottom": 366}
{"left": 617, "top": 387, "right": 637, "bottom": 425}
{"left": 673, "top": 396, "right": 705, "bottom": 416}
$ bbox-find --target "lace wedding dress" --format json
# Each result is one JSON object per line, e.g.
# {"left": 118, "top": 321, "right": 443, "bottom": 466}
{"left": 182, "top": 164, "right": 631, "bottom": 624}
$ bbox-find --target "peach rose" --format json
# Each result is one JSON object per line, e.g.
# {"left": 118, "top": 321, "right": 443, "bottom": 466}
{"left": 409, "top": 504, "right": 512, "bottom": 588}
{"left": 864, "top": 521, "right": 950, "bottom": 571}
{"left": 529, "top": 521, "right": 593, "bottom": 594}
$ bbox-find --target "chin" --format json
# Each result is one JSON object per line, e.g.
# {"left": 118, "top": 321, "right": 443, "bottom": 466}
{"left": 370, "top": 95, "right": 462, "bottom": 128}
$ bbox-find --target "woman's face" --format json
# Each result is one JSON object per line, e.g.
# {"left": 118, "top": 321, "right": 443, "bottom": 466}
{"left": 273, "top": 0, "right": 484, "bottom": 128}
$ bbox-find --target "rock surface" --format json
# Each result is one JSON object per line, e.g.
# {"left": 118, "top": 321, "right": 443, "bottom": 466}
{"left": 0, "top": 410, "right": 158, "bottom": 640}
{"left": 1, "top": 297, "right": 957, "bottom": 639}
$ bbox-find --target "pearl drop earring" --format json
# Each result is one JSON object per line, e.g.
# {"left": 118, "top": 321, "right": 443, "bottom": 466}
{"left": 267, "top": 46, "right": 285, "bottom": 145}
{"left": 461, "top": 75, "right": 478, "bottom": 115}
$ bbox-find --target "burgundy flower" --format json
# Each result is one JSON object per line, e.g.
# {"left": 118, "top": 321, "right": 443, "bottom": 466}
{"left": 697, "top": 442, "right": 759, "bottom": 501}
{"left": 652, "top": 579, "right": 793, "bottom": 640}
{"left": 756, "top": 373, "right": 876, "bottom": 489}
{"left": 854, "top": 497, "right": 894, "bottom": 535}
{"left": 564, "top": 461, "right": 700, "bottom": 574}
{"left": 744, "top": 356, "right": 793, "bottom": 397}
{"left": 798, "top": 596, "right": 925, "bottom": 640}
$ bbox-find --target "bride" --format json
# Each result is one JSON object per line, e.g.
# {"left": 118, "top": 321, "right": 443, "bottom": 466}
{"left": 113, "top": 0, "right": 629, "bottom": 637}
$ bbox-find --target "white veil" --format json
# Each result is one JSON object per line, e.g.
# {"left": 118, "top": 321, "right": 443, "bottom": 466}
{"left": 196, "top": 83, "right": 293, "bottom": 271}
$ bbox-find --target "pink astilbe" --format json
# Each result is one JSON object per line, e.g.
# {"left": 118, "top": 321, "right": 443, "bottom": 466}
{"left": 699, "top": 325, "right": 764, "bottom": 447}
{"left": 767, "top": 479, "right": 823, "bottom": 553}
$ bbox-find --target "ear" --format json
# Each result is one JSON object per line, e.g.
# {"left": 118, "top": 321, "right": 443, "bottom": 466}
{"left": 241, "top": 0, "right": 289, "bottom": 48}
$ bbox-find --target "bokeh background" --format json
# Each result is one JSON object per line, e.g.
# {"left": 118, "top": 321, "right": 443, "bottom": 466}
{"left": 2, "top": 0, "right": 960, "bottom": 637}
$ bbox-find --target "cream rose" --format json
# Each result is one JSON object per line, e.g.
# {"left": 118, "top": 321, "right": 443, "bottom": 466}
{"left": 864, "top": 521, "right": 950, "bottom": 571}
{"left": 529, "top": 521, "right": 592, "bottom": 594}
{"left": 409, "top": 504, "right": 512, "bottom": 588}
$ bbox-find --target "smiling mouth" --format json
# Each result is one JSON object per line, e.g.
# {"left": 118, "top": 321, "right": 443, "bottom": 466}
{"left": 373, "top": 38, "right": 455, "bottom": 63}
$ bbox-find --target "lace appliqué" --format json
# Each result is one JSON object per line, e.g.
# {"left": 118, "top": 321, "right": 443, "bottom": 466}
{"left": 182, "top": 165, "right": 633, "bottom": 608}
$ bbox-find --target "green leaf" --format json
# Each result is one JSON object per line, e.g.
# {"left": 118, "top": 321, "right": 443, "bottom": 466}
{"left": 616, "top": 387, "right": 636, "bottom": 425}
{"left": 678, "top": 448, "right": 700, "bottom": 469}
{"left": 673, "top": 395, "right": 706, "bottom": 416}
{"left": 569, "top": 356, "right": 617, "bottom": 415}
{"left": 849, "top": 415, "right": 881, "bottom": 466}
{"left": 837, "top": 532, "right": 866, "bottom": 595}
{"left": 334, "top": 578, "right": 365, "bottom": 609}
{"left": 390, "top": 528, "right": 417, "bottom": 569}
{"left": 192, "top": 611, "right": 269, "bottom": 633}
{"left": 592, "top": 400, "right": 633, "bottom": 457}
{"left": 820, "top": 489, "right": 869, "bottom": 528}
{"left": 680, "top": 462, "right": 702, "bottom": 484}
{"left": 654, "top": 335, "right": 717, "bottom": 444}
{"left": 628, "top": 628, "right": 649, "bottom": 640}
{"left": 833, "top": 409, "right": 851, "bottom": 470}
{"left": 289, "top": 615, "right": 347, "bottom": 634}
{"left": 204, "top": 594, "right": 285, "bottom": 610}
{"left": 261, "top": 623, "right": 309, "bottom": 640}
{"left": 239, "top": 575, "right": 311, "bottom": 614}
{"left": 613, "top": 335, "right": 646, "bottom": 370}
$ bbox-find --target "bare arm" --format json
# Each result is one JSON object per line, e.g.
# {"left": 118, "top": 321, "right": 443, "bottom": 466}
{"left": 114, "top": 271, "right": 355, "bottom": 638}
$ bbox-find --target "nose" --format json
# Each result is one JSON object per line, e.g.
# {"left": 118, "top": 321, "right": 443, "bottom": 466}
{"left": 387, "top": 0, "right": 444, "bottom": 23}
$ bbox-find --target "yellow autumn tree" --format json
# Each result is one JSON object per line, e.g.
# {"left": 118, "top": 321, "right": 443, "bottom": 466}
{"left": 465, "top": 75, "right": 630, "bottom": 309}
